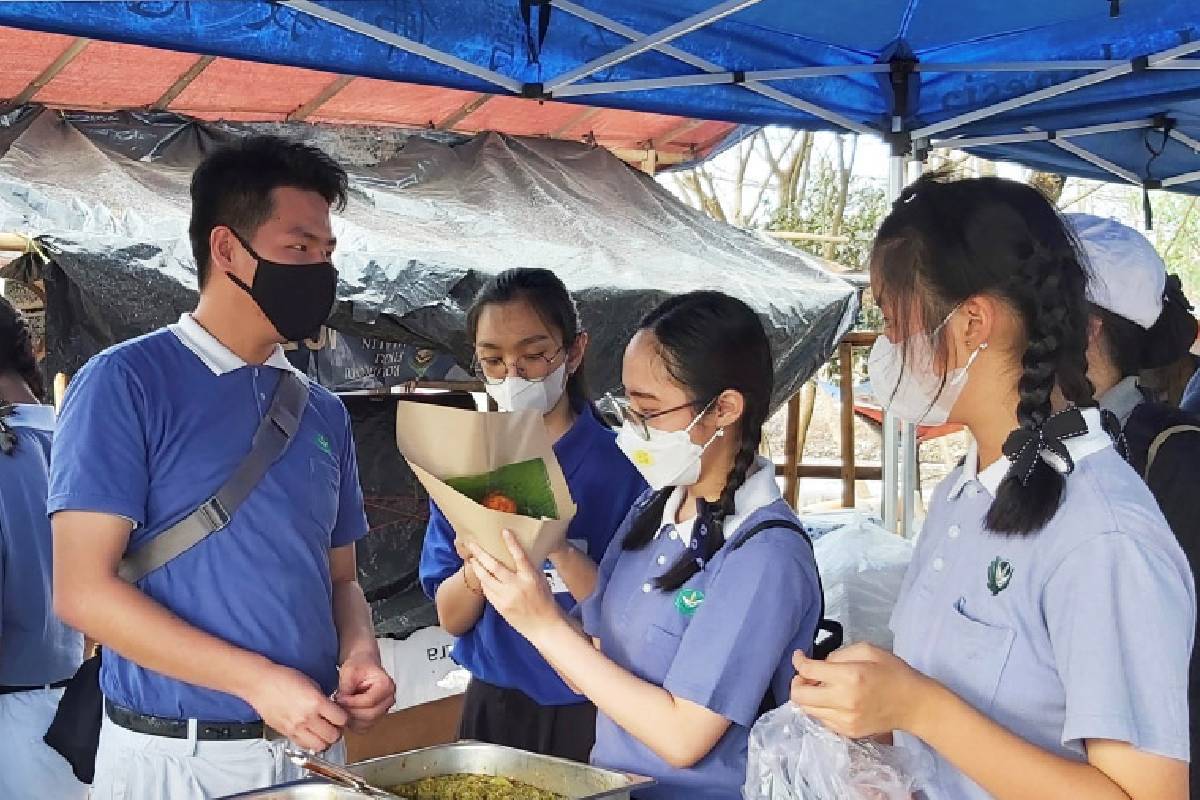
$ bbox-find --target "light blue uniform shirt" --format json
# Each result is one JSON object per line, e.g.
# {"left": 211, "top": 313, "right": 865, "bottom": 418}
{"left": 0, "top": 404, "right": 82, "bottom": 685}
{"left": 47, "top": 314, "right": 369, "bottom": 722}
{"left": 581, "top": 458, "right": 822, "bottom": 800}
{"left": 891, "top": 408, "right": 1195, "bottom": 800}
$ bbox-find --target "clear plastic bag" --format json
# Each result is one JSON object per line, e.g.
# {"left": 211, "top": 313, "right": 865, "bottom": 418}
{"left": 743, "top": 704, "right": 927, "bottom": 800}
{"left": 813, "top": 515, "right": 914, "bottom": 652}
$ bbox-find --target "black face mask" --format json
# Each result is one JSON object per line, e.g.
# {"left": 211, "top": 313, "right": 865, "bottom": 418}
{"left": 226, "top": 229, "right": 338, "bottom": 342}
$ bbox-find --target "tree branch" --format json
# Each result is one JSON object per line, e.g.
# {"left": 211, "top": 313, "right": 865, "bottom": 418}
{"left": 1163, "top": 196, "right": 1199, "bottom": 260}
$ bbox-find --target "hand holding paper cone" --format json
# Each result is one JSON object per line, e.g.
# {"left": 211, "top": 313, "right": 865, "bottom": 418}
{"left": 395, "top": 402, "right": 577, "bottom": 570}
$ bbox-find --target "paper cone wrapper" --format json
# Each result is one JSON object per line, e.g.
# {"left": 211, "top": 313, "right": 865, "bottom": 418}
{"left": 395, "top": 402, "right": 577, "bottom": 569}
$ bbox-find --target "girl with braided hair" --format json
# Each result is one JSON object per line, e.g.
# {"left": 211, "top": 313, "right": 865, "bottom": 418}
{"left": 791, "top": 175, "right": 1194, "bottom": 800}
{"left": 467, "top": 291, "right": 823, "bottom": 800}
{"left": 0, "top": 296, "right": 86, "bottom": 798}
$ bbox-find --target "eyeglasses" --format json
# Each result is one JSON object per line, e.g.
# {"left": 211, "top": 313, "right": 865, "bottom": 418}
{"left": 598, "top": 392, "right": 712, "bottom": 441}
{"left": 472, "top": 346, "right": 565, "bottom": 386}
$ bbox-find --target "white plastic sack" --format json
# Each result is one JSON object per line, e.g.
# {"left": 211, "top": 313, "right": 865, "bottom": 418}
{"left": 814, "top": 516, "right": 914, "bottom": 652}
{"left": 743, "top": 704, "right": 927, "bottom": 800}
{"left": 376, "top": 627, "right": 461, "bottom": 712}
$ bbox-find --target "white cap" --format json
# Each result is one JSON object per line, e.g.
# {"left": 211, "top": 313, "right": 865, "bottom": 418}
{"left": 1068, "top": 213, "right": 1165, "bottom": 330}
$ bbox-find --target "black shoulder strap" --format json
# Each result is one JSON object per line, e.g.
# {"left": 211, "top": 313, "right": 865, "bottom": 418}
{"left": 730, "top": 518, "right": 842, "bottom": 657}
{"left": 734, "top": 517, "right": 844, "bottom": 719}
{"left": 117, "top": 371, "right": 310, "bottom": 583}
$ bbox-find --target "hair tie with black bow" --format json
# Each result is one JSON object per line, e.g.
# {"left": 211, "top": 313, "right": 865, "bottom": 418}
{"left": 1001, "top": 407, "right": 1090, "bottom": 486}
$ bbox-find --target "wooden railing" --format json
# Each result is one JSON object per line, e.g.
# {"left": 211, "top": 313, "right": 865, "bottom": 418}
{"left": 777, "top": 330, "right": 880, "bottom": 510}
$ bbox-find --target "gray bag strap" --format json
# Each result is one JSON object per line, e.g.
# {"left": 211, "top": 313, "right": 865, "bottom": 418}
{"left": 117, "top": 371, "right": 310, "bottom": 583}
{"left": 1145, "top": 424, "right": 1200, "bottom": 480}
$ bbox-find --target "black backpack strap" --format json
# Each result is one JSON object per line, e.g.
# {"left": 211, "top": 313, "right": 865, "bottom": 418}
{"left": 732, "top": 518, "right": 844, "bottom": 718}
{"left": 731, "top": 519, "right": 841, "bottom": 654}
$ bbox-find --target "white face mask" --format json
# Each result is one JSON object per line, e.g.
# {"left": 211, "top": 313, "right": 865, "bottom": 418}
{"left": 867, "top": 309, "right": 986, "bottom": 426}
{"left": 615, "top": 404, "right": 723, "bottom": 491}
{"left": 484, "top": 362, "right": 568, "bottom": 414}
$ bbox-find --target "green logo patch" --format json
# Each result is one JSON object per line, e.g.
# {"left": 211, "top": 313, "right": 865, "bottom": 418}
{"left": 674, "top": 588, "right": 705, "bottom": 616}
{"left": 987, "top": 557, "right": 1013, "bottom": 596}
{"left": 315, "top": 433, "right": 333, "bottom": 456}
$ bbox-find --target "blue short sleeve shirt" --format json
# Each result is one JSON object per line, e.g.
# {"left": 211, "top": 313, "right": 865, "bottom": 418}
{"left": 0, "top": 405, "right": 83, "bottom": 685}
{"left": 891, "top": 408, "right": 1195, "bottom": 799}
{"left": 47, "top": 315, "right": 369, "bottom": 722}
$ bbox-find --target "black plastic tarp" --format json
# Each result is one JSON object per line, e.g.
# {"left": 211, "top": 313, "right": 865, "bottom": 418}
{"left": 0, "top": 108, "right": 858, "bottom": 410}
{"left": 0, "top": 108, "right": 857, "bottom": 638}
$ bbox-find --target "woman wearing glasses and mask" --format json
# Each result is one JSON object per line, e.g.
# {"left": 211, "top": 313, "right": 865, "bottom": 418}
{"left": 464, "top": 291, "right": 823, "bottom": 800}
{"left": 418, "top": 268, "right": 646, "bottom": 762}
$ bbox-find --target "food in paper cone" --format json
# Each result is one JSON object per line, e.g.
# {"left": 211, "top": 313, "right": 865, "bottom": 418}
{"left": 481, "top": 491, "right": 518, "bottom": 514}
{"left": 445, "top": 458, "right": 558, "bottom": 520}
{"left": 394, "top": 403, "right": 577, "bottom": 569}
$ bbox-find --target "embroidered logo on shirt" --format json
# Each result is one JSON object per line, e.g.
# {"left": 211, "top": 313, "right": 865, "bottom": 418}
{"left": 315, "top": 433, "right": 333, "bottom": 456}
{"left": 987, "top": 557, "right": 1013, "bottom": 596}
{"left": 674, "top": 588, "right": 705, "bottom": 616}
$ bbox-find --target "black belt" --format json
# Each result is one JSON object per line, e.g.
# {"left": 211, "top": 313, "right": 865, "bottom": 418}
{"left": 105, "top": 699, "right": 265, "bottom": 741}
{"left": 0, "top": 679, "right": 70, "bottom": 696}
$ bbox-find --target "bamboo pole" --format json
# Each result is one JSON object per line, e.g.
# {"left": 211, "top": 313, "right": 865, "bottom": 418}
{"left": 764, "top": 230, "right": 853, "bottom": 243}
{"left": 0, "top": 233, "right": 32, "bottom": 252}
{"left": 839, "top": 342, "right": 856, "bottom": 507}
{"left": 53, "top": 373, "right": 69, "bottom": 411}
{"left": 783, "top": 393, "right": 801, "bottom": 507}
{"left": 775, "top": 463, "right": 883, "bottom": 481}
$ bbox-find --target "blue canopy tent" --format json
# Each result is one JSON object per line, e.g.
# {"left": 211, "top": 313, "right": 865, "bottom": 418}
{"left": 0, "top": 1, "right": 1197, "bottom": 189}
{"left": 1, "top": 0, "right": 1198, "bottom": 531}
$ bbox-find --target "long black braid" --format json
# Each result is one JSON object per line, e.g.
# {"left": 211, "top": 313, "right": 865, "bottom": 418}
{"left": 987, "top": 246, "right": 1097, "bottom": 533}
{"left": 620, "top": 291, "right": 774, "bottom": 591}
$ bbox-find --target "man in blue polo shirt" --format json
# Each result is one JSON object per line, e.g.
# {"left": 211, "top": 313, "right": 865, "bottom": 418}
{"left": 49, "top": 136, "right": 395, "bottom": 799}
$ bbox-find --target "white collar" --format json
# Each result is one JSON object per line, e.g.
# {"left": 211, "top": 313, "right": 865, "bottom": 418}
{"left": 169, "top": 313, "right": 303, "bottom": 379}
{"left": 658, "top": 455, "right": 782, "bottom": 546}
{"left": 1098, "top": 376, "right": 1144, "bottom": 428}
{"left": 949, "top": 406, "right": 1112, "bottom": 499}
{"left": 4, "top": 403, "right": 55, "bottom": 432}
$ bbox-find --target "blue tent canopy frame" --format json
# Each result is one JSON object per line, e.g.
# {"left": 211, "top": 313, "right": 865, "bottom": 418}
{"left": 0, "top": 1, "right": 1198, "bottom": 193}
{"left": 3, "top": 0, "right": 1198, "bottom": 532}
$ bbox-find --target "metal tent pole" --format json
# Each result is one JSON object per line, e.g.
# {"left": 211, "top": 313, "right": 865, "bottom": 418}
{"left": 278, "top": 0, "right": 523, "bottom": 93}
{"left": 881, "top": 154, "right": 907, "bottom": 532}
{"left": 550, "top": 0, "right": 873, "bottom": 134}
{"left": 545, "top": 0, "right": 762, "bottom": 92}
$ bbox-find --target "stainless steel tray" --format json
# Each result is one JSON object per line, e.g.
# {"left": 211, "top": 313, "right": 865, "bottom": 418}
{"left": 221, "top": 742, "right": 654, "bottom": 800}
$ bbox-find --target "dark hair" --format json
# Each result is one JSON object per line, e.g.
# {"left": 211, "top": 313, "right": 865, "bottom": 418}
{"left": 465, "top": 268, "right": 591, "bottom": 410}
{"left": 0, "top": 296, "right": 43, "bottom": 400}
{"left": 620, "top": 290, "right": 774, "bottom": 591}
{"left": 1094, "top": 275, "right": 1197, "bottom": 375}
{"left": 1092, "top": 305, "right": 1145, "bottom": 378}
{"left": 189, "top": 135, "right": 348, "bottom": 288}
{"left": 874, "top": 175, "right": 1097, "bottom": 535}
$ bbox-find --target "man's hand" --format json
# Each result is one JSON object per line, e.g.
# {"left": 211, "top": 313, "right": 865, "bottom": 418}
{"left": 242, "top": 661, "right": 350, "bottom": 752}
{"left": 336, "top": 654, "right": 396, "bottom": 734}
